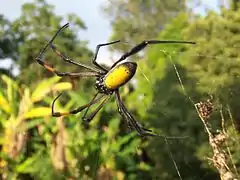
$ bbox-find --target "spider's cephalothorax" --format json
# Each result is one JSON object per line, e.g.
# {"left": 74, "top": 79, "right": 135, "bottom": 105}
{"left": 36, "top": 23, "right": 196, "bottom": 137}
{"left": 95, "top": 62, "right": 137, "bottom": 95}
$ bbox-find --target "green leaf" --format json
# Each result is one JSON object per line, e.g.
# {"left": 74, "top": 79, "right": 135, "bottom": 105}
{"left": 52, "top": 82, "right": 72, "bottom": 91}
{"left": 1, "top": 75, "right": 18, "bottom": 104}
{"left": 16, "top": 150, "right": 43, "bottom": 173}
{"left": 31, "top": 76, "right": 61, "bottom": 102}
{"left": 23, "top": 107, "right": 51, "bottom": 118}
{"left": 0, "top": 91, "right": 11, "bottom": 114}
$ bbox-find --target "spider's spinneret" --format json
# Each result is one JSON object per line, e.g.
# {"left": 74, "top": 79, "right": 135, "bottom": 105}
{"left": 95, "top": 62, "right": 137, "bottom": 95}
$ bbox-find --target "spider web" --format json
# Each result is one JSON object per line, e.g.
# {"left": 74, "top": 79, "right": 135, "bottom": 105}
{"left": 138, "top": 49, "right": 240, "bottom": 179}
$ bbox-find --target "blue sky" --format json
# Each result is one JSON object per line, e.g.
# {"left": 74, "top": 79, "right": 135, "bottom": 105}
{"left": 0, "top": 0, "right": 111, "bottom": 49}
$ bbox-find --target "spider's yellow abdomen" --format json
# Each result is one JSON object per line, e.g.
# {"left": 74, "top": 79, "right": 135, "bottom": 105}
{"left": 104, "top": 62, "right": 137, "bottom": 90}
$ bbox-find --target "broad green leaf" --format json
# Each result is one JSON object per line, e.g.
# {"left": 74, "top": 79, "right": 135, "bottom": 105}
{"left": 1, "top": 75, "right": 18, "bottom": 90}
{"left": 18, "top": 87, "right": 31, "bottom": 115}
{"left": 31, "top": 76, "right": 61, "bottom": 102}
{"left": 52, "top": 82, "right": 72, "bottom": 91}
{"left": 0, "top": 91, "right": 11, "bottom": 113}
{"left": 23, "top": 107, "right": 51, "bottom": 118}
{"left": 1, "top": 75, "right": 18, "bottom": 104}
{"left": 16, "top": 151, "right": 43, "bottom": 173}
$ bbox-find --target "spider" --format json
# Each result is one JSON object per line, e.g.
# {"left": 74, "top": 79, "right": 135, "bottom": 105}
{"left": 36, "top": 23, "right": 196, "bottom": 137}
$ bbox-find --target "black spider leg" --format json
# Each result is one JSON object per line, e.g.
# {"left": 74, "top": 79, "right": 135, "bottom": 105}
{"left": 115, "top": 90, "right": 156, "bottom": 137}
{"left": 47, "top": 68, "right": 99, "bottom": 78}
{"left": 92, "top": 40, "right": 121, "bottom": 72}
{"left": 81, "top": 92, "right": 99, "bottom": 122}
{"left": 111, "top": 40, "right": 196, "bottom": 69}
{"left": 116, "top": 91, "right": 189, "bottom": 139}
{"left": 54, "top": 71, "right": 100, "bottom": 78}
{"left": 52, "top": 93, "right": 105, "bottom": 117}
{"left": 36, "top": 22, "right": 101, "bottom": 73}
{"left": 82, "top": 95, "right": 111, "bottom": 124}
{"left": 116, "top": 94, "right": 152, "bottom": 133}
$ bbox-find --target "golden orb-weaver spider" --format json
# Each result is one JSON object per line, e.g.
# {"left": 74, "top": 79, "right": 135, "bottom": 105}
{"left": 36, "top": 23, "right": 195, "bottom": 137}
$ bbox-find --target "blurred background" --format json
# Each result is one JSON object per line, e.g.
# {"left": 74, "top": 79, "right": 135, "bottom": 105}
{"left": 0, "top": 0, "right": 240, "bottom": 179}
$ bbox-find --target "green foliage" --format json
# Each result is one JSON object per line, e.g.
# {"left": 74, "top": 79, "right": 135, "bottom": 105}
{"left": 183, "top": 9, "right": 240, "bottom": 113}
{"left": 1, "top": 0, "right": 240, "bottom": 179}
{"left": 102, "top": 0, "right": 186, "bottom": 54}
{"left": 181, "top": 8, "right": 240, "bottom": 178}
{"left": 120, "top": 10, "right": 240, "bottom": 179}
{"left": 0, "top": 75, "right": 148, "bottom": 179}
{"left": 7, "top": 0, "right": 93, "bottom": 85}
{"left": 0, "top": 15, "right": 18, "bottom": 77}
{"left": 124, "top": 13, "right": 217, "bottom": 180}
{"left": 0, "top": 15, "right": 17, "bottom": 59}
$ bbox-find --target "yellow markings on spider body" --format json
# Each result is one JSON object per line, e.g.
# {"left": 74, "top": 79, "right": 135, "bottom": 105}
{"left": 104, "top": 62, "right": 137, "bottom": 90}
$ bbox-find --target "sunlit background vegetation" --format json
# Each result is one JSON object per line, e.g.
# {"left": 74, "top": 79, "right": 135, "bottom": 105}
{"left": 0, "top": 0, "right": 240, "bottom": 179}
